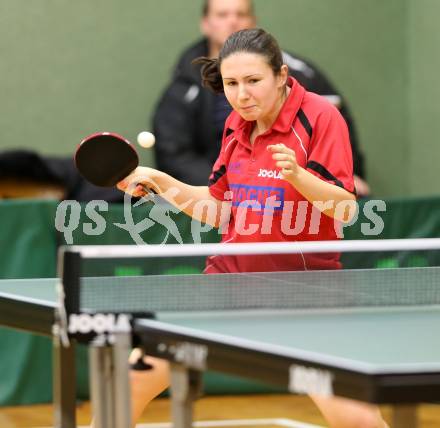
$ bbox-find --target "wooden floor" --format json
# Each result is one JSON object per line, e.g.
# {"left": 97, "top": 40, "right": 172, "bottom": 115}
{"left": 1, "top": 394, "right": 440, "bottom": 428}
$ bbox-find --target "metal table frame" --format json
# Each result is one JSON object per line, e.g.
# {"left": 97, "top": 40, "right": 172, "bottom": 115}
{"left": 2, "top": 279, "right": 440, "bottom": 428}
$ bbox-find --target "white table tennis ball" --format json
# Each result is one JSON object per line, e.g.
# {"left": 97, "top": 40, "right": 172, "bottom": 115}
{"left": 137, "top": 131, "right": 156, "bottom": 148}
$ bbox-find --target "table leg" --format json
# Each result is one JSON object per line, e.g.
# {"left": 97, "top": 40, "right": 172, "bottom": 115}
{"left": 89, "top": 344, "right": 115, "bottom": 428}
{"left": 170, "top": 364, "right": 203, "bottom": 428}
{"left": 89, "top": 333, "right": 132, "bottom": 428}
{"left": 392, "top": 404, "right": 417, "bottom": 428}
{"left": 113, "top": 332, "right": 132, "bottom": 428}
{"left": 53, "top": 336, "right": 76, "bottom": 428}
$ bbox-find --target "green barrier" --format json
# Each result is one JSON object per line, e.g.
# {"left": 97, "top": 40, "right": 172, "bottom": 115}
{"left": 0, "top": 201, "right": 54, "bottom": 404}
{"left": 342, "top": 196, "right": 440, "bottom": 268}
{"left": 0, "top": 200, "right": 89, "bottom": 405}
{"left": 1, "top": 196, "right": 440, "bottom": 405}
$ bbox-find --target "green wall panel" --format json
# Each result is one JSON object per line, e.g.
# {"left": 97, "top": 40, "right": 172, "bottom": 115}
{"left": 0, "top": 1, "right": 438, "bottom": 197}
{"left": 408, "top": 0, "right": 440, "bottom": 196}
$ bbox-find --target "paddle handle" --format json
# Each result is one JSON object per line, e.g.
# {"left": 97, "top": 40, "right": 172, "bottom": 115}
{"left": 137, "top": 183, "right": 156, "bottom": 198}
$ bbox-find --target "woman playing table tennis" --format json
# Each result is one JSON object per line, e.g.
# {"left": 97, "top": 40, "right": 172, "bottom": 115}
{"left": 116, "top": 28, "right": 387, "bottom": 428}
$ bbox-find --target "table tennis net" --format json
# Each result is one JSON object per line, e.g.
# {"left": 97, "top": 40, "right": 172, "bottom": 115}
{"left": 60, "top": 240, "right": 440, "bottom": 313}
{"left": 78, "top": 266, "right": 440, "bottom": 314}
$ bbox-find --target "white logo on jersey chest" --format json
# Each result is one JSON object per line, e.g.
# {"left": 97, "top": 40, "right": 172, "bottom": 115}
{"left": 258, "top": 168, "right": 283, "bottom": 179}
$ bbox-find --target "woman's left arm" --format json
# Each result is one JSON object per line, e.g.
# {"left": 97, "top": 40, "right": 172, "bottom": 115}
{"left": 268, "top": 144, "right": 356, "bottom": 223}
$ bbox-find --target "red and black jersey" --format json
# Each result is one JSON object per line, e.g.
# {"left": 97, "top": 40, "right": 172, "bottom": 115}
{"left": 207, "top": 77, "right": 354, "bottom": 273}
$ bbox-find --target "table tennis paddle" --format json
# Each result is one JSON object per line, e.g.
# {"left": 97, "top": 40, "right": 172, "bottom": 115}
{"left": 75, "top": 132, "right": 152, "bottom": 195}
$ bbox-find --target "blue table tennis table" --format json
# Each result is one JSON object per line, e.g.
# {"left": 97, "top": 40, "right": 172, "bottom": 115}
{"left": 1, "top": 264, "right": 440, "bottom": 428}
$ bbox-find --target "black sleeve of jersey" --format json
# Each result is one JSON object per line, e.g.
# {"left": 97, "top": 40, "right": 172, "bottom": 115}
{"left": 284, "top": 51, "right": 366, "bottom": 179}
{"left": 152, "top": 79, "right": 213, "bottom": 185}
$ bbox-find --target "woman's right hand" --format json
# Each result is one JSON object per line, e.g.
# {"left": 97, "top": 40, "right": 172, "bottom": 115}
{"left": 117, "top": 166, "right": 160, "bottom": 197}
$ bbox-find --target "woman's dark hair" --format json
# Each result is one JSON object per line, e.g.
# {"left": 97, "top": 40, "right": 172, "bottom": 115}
{"left": 193, "top": 28, "right": 284, "bottom": 94}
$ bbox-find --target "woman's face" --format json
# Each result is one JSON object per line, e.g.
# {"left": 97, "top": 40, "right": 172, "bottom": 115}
{"left": 221, "top": 52, "right": 287, "bottom": 122}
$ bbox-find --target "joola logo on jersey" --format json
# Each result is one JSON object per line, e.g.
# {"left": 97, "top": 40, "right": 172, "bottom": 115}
{"left": 230, "top": 184, "right": 284, "bottom": 212}
{"left": 258, "top": 168, "right": 283, "bottom": 179}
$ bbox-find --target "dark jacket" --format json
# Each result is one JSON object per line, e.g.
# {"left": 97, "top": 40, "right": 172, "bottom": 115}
{"left": 153, "top": 38, "right": 365, "bottom": 185}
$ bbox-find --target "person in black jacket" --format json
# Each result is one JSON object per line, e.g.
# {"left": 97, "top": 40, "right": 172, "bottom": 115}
{"left": 153, "top": 0, "right": 370, "bottom": 196}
